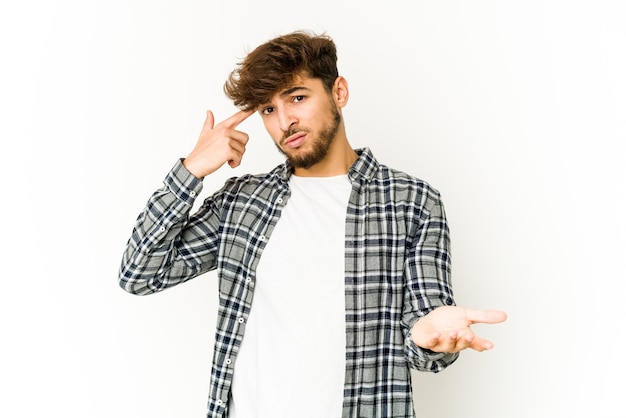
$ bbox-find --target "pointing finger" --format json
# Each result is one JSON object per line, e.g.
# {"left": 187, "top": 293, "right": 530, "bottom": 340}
{"left": 465, "top": 309, "right": 508, "bottom": 325}
{"left": 220, "top": 109, "right": 255, "bottom": 129}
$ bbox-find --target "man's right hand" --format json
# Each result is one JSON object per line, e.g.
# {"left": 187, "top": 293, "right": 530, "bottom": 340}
{"left": 183, "top": 109, "right": 254, "bottom": 179}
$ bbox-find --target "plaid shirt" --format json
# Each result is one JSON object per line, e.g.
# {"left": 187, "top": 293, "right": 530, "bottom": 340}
{"left": 119, "top": 147, "right": 458, "bottom": 418}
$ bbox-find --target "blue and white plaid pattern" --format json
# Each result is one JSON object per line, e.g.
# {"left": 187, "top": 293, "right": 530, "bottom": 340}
{"left": 119, "top": 148, "right": 458, "bottom": 418}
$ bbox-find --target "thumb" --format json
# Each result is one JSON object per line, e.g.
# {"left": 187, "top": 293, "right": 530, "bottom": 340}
{"left": 203, "top": 110, "right": 215, "bottom": 130}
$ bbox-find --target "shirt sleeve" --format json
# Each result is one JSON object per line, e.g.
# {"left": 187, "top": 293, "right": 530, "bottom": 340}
{"left": 118, "top": 159, "right": 219, "bottom": 295}
{"left": 402, "top": 190, "right": 459, "bottom": 371}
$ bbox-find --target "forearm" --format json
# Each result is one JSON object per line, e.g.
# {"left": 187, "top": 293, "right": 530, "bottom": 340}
{"left": 403, "top": 191, "right": 457, "bottom": 370}
{"left": 118, "top": 160, "right": 212, "bottom": 295}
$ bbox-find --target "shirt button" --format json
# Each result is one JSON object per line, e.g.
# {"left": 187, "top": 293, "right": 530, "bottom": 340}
{"left": 190, "top": 191, "right": 196, "bottom": 196}
{"left": 260, "top": 235, "right": 266, "bottom": 242}
{"left": 245, "top": 277, "right": 252, "bottom": 284}
{"left": 237, "top": 317, "right": 245, "bottom": 324}
{"left": 225, "top": 358, "right": 232, "bottom": 365}
{"left": 216, "top": 399, "right": 223, "bottom": 406}
{"left": 158, "top": 226, "right": 165, "bottom": 232}
{"left": 277, "top": 197, "right": 283, "bottom": 204}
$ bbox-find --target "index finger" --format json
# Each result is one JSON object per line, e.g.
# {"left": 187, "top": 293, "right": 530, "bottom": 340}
{"left": 220, "top": 109, "right": 255, "bottom": 129}
{"left": 465, "top": 309, "right": 508, "bottom": 325}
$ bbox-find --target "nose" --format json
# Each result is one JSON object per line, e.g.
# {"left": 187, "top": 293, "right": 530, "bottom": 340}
{"left": 277, "top": 107, "right": 297, "bottom": 133}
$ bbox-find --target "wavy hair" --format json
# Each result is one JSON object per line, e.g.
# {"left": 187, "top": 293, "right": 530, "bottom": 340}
{"left": 224, "top": 31, "right": 338, "bottom": 111}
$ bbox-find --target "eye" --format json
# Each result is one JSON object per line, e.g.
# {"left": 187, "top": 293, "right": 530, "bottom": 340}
{"left": 261, "top": 106, "right": 274, "bottom": 115}
{"left": 293, "top": 95, "right": 305, "bottom": 103}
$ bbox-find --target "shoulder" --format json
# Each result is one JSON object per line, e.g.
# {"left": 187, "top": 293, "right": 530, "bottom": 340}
{"left": 372, "top": 163, "right": 442, "bottom": 205}
{"left": 354, "top": 147, "right": 441, "bottom": 200}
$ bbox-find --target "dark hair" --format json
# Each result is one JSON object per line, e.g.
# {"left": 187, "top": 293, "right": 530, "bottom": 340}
{"left": 224, "top": 30, "right": 338, "bottom": 111}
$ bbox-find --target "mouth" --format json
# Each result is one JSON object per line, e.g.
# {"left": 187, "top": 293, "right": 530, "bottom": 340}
{"left": 283, "top": 132, "right": 306, "bottom": 149}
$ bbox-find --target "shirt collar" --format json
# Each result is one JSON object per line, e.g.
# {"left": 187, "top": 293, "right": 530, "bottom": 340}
{"left": 272, "top": 147, "right": 379, "bottom": 184}
{"left": 348, "top": 147, "right": 378, "bottom": 183}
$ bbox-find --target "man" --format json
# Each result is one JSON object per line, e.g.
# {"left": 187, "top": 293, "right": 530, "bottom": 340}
{"left": 119, "top": 31, "right": 506, "bottom": 418}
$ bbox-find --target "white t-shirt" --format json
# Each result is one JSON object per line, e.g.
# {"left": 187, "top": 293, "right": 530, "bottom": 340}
{"left": 230, "top": 174, "right": 352, "bottom": 418}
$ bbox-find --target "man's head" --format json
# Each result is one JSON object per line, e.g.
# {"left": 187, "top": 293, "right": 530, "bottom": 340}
{"left": 225, "top": 31, "right": 352, "bottom": 174}
{"left": 224, "top": 31, "right": 339, "bottom": 112}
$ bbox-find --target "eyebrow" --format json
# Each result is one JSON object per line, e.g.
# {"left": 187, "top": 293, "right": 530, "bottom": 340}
{"left": 279, "top": 86, "right": 311, "bottom": 97}
{"left": 258, "top": 85, "right": 313, "bottom": 111}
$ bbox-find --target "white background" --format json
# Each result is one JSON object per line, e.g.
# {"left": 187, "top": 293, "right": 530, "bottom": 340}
{"left": 1, "top": 1, "right": 625, "bottom": 417}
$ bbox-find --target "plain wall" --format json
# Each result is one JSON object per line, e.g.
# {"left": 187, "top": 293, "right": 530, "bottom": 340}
{"left": 1, "top": 0, "right": 624, "bottom": 417}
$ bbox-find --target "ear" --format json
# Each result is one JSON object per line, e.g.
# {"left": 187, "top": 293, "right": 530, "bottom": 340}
{"left": 333, "top": 76, "right": 349, "bottom": 108}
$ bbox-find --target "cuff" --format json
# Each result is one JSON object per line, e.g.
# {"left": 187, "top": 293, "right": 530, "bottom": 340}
{"left": 164, "top": 159, "right": 204, "bottom": 206}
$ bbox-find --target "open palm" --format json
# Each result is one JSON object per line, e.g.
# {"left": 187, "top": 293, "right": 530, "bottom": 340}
{"left": 411, "top": 306, "right": 507, "bottom": 353}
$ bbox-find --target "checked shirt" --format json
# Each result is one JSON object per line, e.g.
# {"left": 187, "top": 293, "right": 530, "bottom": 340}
{"left": 119, "top": 147, "right": 459, "bottom": 418}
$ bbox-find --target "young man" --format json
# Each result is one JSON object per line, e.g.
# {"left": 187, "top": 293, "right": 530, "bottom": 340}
{"left": 119, "top": 31, "right": 506, "bottom": 418}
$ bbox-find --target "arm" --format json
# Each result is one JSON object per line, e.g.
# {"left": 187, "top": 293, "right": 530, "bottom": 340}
{"left": 118, "top": 161, "right": 214, "bottom": 295}
{"left": 118, "top": 109, "right": 254, "bottom": 295}
{"left": 403, "top": 191, "right": 507, "bottom": 360}
{"left": 402, "top": 190, "right": 459, "bottom": 371}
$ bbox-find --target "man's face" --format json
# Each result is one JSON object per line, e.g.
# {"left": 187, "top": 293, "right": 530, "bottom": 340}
{"left": 258, "top": 76, "right": 342, "bottom": 169}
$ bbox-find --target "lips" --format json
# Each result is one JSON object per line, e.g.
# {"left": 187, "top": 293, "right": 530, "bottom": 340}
{"left": 283, "top": 132, "right": 306, "bottom": 149}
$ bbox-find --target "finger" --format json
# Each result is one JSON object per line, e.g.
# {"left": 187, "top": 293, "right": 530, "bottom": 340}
{"left": 227, "top": 150, "right": 245, "bottom": 168}
{"left": 429, "top": 331, "right": 459, "bottom": 353}
{"left": 229, "top": 129, "right": 250, "bottom": 146}
{"left": 220, "top": 109, "right": 255, "bottom": 129}
{"left": 413, "top": 331, "right": 441, "bottom": 351}
{"left": 226, "top": 140, "right": 248, "bottom": 168}
{"left": 465, "top": 309, "right": 507, "bottom": 325}
{"left": 468, "top": 336, "right": 495, "bottom": 352}
{"left": 229, "top": 138, "right": 246, "bottom": 156}
{"left": 228, "top": 158, "right": 242, "bottom": 168}
{"left": 203, "top": 110, "right": 215, "bottom": 130}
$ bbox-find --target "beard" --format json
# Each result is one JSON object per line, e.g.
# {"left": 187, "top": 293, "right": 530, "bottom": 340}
{"left": 276, "top": 103, "right": 342, "bottom": 169}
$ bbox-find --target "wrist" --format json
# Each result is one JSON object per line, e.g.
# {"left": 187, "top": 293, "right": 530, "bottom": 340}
{"left": 182, "top": 157, "right": 206, "bottom": 179}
